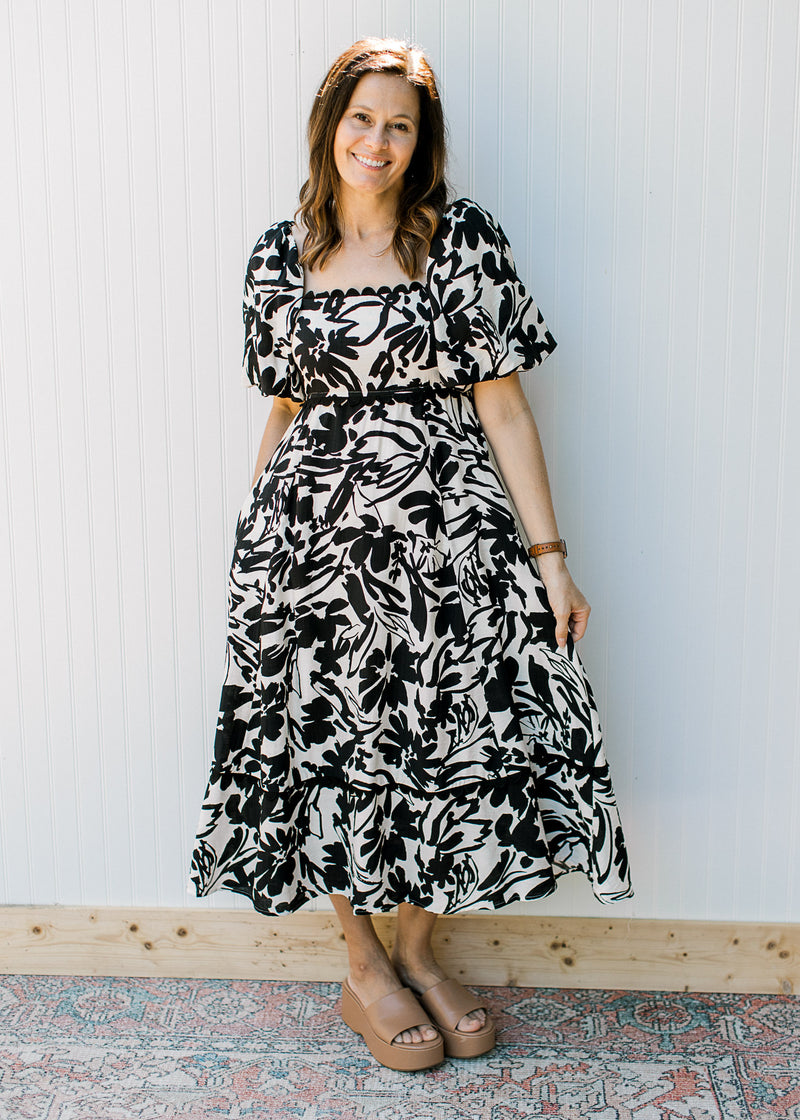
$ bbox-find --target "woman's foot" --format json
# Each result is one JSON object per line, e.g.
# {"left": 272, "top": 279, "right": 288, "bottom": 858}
{"left": 390, "top": 948, "right": 489, "bottom": 1033}
{"left": 346, "top": 960, "right": 441, "bottom": 1047}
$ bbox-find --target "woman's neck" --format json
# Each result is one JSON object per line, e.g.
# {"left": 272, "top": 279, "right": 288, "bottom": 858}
{"left": 336, "top": 187, "right": 401, "bottom": 242}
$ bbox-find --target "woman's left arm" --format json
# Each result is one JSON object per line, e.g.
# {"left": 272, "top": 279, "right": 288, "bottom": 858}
{"left": 473, "top": 372, "right": 591, "bottom": 648}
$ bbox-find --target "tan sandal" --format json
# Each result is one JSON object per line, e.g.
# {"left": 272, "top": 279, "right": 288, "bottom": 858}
{"left": 340, "top": 976, "right": 445, "bottom": 1071}
{"left": 416, "top": 977, "right": 496, "bottom": 1058}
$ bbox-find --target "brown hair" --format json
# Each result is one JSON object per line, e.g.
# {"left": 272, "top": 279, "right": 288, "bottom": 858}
{"left": 295, "top": 37, "right": 451, "bottom": 280}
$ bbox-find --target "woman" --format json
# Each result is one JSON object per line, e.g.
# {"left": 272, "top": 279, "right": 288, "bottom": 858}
{"left": 189, "top": 37, "right": 632, "bottom": 1071}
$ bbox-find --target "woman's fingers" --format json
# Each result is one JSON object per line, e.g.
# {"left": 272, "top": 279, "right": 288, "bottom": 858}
{"left": 568, "top": 605, "right": 591, "bottom": 643}
{"left": 555, "top": 610, "right": 571, "bottom": 648}
{"left": 540, "top": 569, "right": 591, "bottom": 648}
{"left": 553, "top": 601, "right": 591, "bottom": 647}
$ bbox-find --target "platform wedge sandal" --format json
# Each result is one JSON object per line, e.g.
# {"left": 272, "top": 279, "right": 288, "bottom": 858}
{"left": 416, "top": 978, "right": 496, "bottom": 1058}
{"left": 340, "top": 976, "right": 445, "bottom": 1071}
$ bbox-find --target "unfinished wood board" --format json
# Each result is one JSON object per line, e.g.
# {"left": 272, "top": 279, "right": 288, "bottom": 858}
{"left": 1, "top": 907, "right": 797, "bottom": 994}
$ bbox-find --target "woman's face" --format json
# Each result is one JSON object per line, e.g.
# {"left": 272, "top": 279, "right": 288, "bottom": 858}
{"left": 332, "top": 73, "right": 421, "bottom": 201}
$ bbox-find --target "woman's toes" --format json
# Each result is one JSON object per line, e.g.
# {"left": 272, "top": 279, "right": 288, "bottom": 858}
{"left": 456, "top": 1008, "right": 487, "bottom": 1032}
{"left": 394, "top": 1023, "right": 439, "bottom": 1045}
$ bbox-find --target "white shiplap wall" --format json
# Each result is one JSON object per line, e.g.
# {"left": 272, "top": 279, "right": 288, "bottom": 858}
{"left": 1, "top": 0, "right": 798, "bottom": 923}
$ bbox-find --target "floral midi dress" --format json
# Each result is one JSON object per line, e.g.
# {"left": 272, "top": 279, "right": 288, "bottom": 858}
{"left": 188, "top": 196, "right": 633, "bottom": 915}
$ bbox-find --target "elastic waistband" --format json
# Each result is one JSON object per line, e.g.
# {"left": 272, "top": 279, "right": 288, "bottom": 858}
{"left": 303, "top": 383, "right": 461, "bottom": 405}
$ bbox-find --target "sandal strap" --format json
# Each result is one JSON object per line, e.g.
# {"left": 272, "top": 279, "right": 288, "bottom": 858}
{"left": 418, "top": 978, "right": 487, "bottom": 1033}
{"left": 362, "top": 986, "right": 435, "bottom": 1046}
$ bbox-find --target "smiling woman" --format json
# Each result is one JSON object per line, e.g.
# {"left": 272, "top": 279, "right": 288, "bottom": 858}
{"left": 301, "top": 72, "right": 428, "bottom": 294}
{"left": 188, "top": 35, "right": 633, "bottom": 1073}
{"left": 296, "top": 40, "right": 448, "bottom": 293}
{"left": 334, "top": 74, "right": 420, "bottom": 184}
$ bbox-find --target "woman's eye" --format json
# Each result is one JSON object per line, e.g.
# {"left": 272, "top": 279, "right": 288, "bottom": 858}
{"left": 351, "top": 113, "right": 409, "bottom": 131}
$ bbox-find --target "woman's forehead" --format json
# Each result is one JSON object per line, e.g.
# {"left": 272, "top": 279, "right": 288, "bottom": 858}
{"left": 347, "top": 73, "right": 420, "bottom": 115}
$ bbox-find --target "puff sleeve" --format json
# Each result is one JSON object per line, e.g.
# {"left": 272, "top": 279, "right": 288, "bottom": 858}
{"left": 426, "top": 198, "right": 557, "bottom": 385}
{"left": 241, "top": 221, "right": 305, "bottom": 401}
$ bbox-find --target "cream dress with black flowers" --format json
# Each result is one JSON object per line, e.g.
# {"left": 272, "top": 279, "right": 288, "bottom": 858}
{"left": 188, "top": 197, "right": 633, "bottom": 915}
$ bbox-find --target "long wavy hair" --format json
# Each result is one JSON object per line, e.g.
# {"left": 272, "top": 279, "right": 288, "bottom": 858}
{"left": 295, "top": 37, "right": 451, "bottom": 280}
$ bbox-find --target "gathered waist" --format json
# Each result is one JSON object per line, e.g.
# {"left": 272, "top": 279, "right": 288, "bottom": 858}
{"left": 303, "top": 383, "right": 464, "bottom": 406}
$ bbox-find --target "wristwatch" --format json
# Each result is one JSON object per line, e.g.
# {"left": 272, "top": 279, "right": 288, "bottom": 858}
{"left": 528, "top": 539, "right": 568, "bottom": 559}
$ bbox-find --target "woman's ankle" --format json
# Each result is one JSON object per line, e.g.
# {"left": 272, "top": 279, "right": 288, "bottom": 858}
{"left": 348, "top": 945, "right": 393, "bottom": 979}
{"left": 390, "top": 943, "right": 437, "bottom": 970}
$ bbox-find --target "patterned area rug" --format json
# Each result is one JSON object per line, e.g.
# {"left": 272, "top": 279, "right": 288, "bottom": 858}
{"left": 1, "top": 975, "right": 798, "bottom": 1119}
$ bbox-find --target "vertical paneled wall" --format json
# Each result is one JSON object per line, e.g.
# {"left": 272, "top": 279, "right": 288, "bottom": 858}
{"left": 1, "top": 0, "right": 797, "bottom": 922}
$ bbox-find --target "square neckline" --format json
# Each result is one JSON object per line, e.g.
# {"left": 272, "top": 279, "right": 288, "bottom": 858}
{"left": 299, "top": 280, "right": 429, "bottom": 302}
{"left": 285, "top": 220, "right": 432, "bottom": 300}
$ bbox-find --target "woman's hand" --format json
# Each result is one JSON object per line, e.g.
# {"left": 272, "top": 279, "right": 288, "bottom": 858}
{"left": 535, "top": 555, "right": 591, "bottom": 648}
{"left": 473, "top": 391, "right": 593, "bottom": 649}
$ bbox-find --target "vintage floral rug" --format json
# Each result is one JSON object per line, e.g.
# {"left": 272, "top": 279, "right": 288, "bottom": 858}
{"left": 1, "top": 975, "right": 798, "bottom": 1118}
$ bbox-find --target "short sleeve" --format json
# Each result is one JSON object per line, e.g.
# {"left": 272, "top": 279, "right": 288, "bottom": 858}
{"left": 241, "top": 221, "right": 305, "bottom": 401}
{"left": 426, "top": 198, "right": 557, "bottom": 385}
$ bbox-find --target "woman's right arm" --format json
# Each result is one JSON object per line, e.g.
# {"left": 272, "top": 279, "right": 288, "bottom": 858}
{"left": 250, "top": 397, "right": 302, "bottom": 486}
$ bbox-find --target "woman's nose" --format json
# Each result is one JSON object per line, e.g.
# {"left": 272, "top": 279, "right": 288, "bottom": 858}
{"left": 365, "top": 125, "right": 390, "bottom": 150}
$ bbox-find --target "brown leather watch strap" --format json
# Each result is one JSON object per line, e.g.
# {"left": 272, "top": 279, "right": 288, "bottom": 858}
{"left": 529, "top": 539, "right": 568, "bottom": 559}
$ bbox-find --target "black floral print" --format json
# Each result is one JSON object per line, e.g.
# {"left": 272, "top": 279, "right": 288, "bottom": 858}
{"left": 188, "top": 197, "right": 632, "bottom": 914}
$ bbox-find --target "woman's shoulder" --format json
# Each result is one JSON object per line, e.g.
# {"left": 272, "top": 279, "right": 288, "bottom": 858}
{"left": 428, "top": 196, "right": 516, "bottom": 286}
{"left": 245, "top": 201, "right": 505, "bottom": 290}
{"left": 429, "top": 196, "right": 514, "bottom": 275}
{"left": 247, "top": 218, "right": 295, "bottom": 261}
{"left": 436, "top": 196, "right": 504, "bottom": 242}
{"left": 245, "top": 218, "right": 302, "bottom": 290}
{"left": 248, "top": 201, "right": 495, "bottom": 263}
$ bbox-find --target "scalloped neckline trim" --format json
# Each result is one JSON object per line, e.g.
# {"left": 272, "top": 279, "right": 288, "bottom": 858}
{"left": 282, "top": 200, "right": 472, "bottom": 299}
{"left": 301, "top": 279, "right": 427, "bottom": 300}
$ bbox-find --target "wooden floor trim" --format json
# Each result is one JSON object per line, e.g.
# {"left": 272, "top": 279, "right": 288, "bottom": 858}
{"left": 1, "top": 906, "right": 797, "bottom": 995}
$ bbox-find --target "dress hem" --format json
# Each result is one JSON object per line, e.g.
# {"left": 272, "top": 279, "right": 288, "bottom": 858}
{"left": 187, "top": 864, "right": 634, "bottom": 917}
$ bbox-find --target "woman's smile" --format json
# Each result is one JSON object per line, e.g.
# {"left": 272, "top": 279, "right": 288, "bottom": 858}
{"left": 333, "top": 72, "right": 420, "bottom": 197}
{"left": 352, "top": 152, "right": 390, "bottom": 169}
